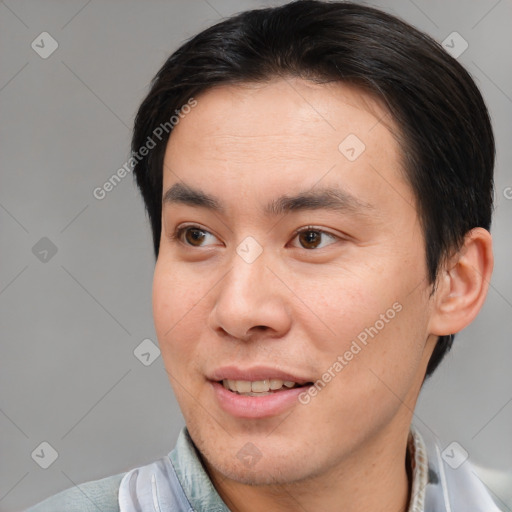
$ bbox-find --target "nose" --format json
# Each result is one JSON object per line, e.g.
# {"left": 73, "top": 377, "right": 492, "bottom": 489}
{"left": 208, "top": 251, "right": 292, "bottom": 342}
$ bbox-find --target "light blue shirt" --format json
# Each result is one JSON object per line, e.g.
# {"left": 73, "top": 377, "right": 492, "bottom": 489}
{"left": 26, "top": 425, "right": 503, "bottom": 511}
{"left": 26, "top": 428, "right": 227, "bottom": 512}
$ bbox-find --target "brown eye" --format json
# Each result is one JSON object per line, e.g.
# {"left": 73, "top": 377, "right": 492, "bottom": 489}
{"left": 299, "top": 230, "right": 321, "bottom": 249}
{"left": 292, "top": 228, "right": 338, "bottom": 250}
{"left": 184, "top": 228, "right": 207, "bottom": 246}
{"left": 171, "top": 225, "right": 219, "bottom": 247}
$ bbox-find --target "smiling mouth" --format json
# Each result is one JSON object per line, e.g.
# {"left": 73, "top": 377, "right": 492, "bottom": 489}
{"left": 219, "top": 379, "right": 313, "bottom": 396}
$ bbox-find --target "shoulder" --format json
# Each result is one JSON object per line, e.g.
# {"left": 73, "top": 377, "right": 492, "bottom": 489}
{"left": 411, "top": 425, "right": 505, "bottom": 511}
{"left": 26, "top": 471, "right": 126, "bottom": 512}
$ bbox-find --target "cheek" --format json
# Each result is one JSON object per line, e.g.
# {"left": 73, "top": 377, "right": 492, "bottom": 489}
{"left": 152, "top": 260, "right": 211, "bottom": 417}
{"left": 289, "top": 260, "right": 402, "bottom": 348}
{"left": 152, "top": 260, "right": 206, "bottom": 361}
{"left": 294, "top": 256, "right": 430, "bottom": 387}
{"left": 152, "top": 265, "right": 176, "bottom": 341}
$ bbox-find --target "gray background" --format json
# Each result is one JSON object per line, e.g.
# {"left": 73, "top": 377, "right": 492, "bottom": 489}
{"left": 1, "top": 0, "right": 511, "bottom": 511}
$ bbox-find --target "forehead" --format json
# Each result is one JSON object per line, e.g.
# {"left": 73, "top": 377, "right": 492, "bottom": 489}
{"left": 163, "top": 77, "right": 410, "bottom": 214}
{"left": 166, "top": 77, "right": 401, "bottom": 163}
{"left": 173, "top": 77, "right": 397, "bottom": 141}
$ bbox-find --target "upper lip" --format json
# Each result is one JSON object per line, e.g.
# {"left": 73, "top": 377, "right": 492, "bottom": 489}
{"left": 208, "top": 365, "right": 312, "bottom": 385}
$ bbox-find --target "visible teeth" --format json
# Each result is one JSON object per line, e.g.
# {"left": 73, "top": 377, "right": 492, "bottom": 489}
{"left": 251, "top": 380, "right": 270, "bottom": 392}
{"left": 236, "top": 380, "right": 252, "bottom": 393}
{"left": 269, "top": 379, "right": 284, "bottom": 390}
{"left": 221, "top": 379, "right": 299, "bottom": 394}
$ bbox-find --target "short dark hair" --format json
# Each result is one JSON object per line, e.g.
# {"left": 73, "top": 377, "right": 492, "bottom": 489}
{"left": 131, "top": 0, "right": 495, "bottom": 377}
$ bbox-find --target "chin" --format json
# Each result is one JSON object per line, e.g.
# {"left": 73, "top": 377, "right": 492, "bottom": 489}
{"left": 190, "top": 425, "right": 324, "bottom": 487}
{"left": 209, "top": 452, "right": 319, "bottom": 486}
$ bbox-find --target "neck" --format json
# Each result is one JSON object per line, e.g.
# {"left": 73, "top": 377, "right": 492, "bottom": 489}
{"left": 205, "top": 421, "right": 412, "bottom": 512}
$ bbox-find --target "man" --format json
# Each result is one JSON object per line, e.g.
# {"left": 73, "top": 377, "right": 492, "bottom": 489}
{"left": 27, "top": 1, "right": 500, "bottom": 510}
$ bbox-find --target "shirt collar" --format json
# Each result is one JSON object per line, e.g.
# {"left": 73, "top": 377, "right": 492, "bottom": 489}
{"left": 170, "top": 428, "right": 230, "bottom": 512}
{"left": 407, "top": 425, "right": 429, "bottom": 511}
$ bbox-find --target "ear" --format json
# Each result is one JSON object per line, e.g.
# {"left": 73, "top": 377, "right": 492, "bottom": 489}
{"left": 428, "top": 228, "right": 494, "bottom": 336}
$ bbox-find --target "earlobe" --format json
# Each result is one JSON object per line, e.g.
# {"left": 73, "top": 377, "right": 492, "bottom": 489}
{"left": 428, "top": 228, "right": 494, "bottom": 336}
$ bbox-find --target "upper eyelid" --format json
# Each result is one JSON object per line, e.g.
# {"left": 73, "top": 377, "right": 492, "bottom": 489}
{"left": 292, "top": 226, "right": 338, "bottom": 238}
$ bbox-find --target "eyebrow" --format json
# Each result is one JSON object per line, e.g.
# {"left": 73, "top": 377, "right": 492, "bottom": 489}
{"left": 162, "top": 182, "right": 374, "bottom": 217}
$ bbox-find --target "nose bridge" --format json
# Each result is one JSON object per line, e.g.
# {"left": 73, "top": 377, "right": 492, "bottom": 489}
{"left": 222, "top": 233, "right": 274, "bottom": 299}
{"left": 231, "top": 246, "right": 268, "bottom": 297}
{"left": 210, "top": 242, "right": 291, "bottom": 339}
{"left": 223, "top": 245, "right": 274, "bottom": 312}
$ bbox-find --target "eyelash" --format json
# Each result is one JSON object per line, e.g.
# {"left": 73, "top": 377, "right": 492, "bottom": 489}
{"left": 169, "top": 224, "right": 340, "bottom": 250}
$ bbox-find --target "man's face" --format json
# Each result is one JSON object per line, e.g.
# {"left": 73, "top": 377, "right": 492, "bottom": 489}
{"left": 153, "top": 78, "right": 437, "bottom": 484}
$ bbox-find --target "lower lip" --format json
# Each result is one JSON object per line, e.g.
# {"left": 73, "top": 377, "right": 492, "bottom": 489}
{"left": 210, "top": 381, "right": 311, "bottom": 419}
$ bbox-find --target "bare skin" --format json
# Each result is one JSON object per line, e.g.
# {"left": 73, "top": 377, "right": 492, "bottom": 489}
{"left": 152, "top": 77, "right": 493, "bottom": 512}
